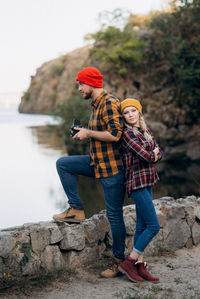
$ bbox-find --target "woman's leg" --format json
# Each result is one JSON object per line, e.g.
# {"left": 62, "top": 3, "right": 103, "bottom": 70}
{"left": 130, "top": 187, "right": 160, "bottom": 255}
{"left": 118, "top": 187, "right": 160, "bottom": 282}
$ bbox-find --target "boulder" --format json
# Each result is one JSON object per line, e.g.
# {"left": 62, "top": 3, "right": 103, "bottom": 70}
{"left": 21, "top": 252, "right": 41, "bottom": 276}
{"left": 30, "top": 227, "right": 51, "bottom": 254}
{"left": 192, "top": 222, "right": 200, "bottom": 245}
{"left": 41, "top": 245, "right": 65, "bottom": 272}
{"left": 123, "top": 212, "right": 136, "bottom": 236}
{"left": 163, "top": 219, "right": 191, "bottom": 251}
{"left": 60, "top": 224, "right": 85, "bottom": 251}
{"left": 0, "top": 232, "right": 15, "bottom": 258}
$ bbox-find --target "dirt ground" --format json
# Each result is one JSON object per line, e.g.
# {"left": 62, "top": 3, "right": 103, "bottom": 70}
{"left": 1, "top": 244, "right": 200, "bottom": 299}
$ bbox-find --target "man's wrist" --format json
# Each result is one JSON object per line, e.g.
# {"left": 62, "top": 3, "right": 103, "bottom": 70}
{"left": 86, "top": 129, "right": 91, "bottom": 138}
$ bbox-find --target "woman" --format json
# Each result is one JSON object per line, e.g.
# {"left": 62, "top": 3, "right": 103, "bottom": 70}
{"left": 118, "top": 98, "right": 162, "bottom": 283}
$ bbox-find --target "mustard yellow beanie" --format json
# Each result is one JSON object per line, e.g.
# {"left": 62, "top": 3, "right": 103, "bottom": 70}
{"left": 121, "top": 98, "right": 142, "bottom": 114}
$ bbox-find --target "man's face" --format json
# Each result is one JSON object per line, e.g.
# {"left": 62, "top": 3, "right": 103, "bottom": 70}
{"left": 78, "top": 82, "right": 93, "bottom": 100}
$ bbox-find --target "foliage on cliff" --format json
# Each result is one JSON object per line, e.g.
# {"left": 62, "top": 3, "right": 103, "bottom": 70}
{"left": 51, "top": 0, "right": 199, "bottom": 156}
{"left": 53, "top": 92, "right": 91, "bottom": 155}
{"left": 86, "top": 26, "right": 146, "bottom": 78}
{"left": 87, "top": 0, "right": 200, "bottom": 125}
{"left": 148, "top": 0, "right": 200, "bottom": 123}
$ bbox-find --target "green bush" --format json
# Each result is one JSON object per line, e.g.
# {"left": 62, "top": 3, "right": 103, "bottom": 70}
{"left": 149, "top": 0, "right": 200, "bottom": 123}
{"left": 51, "top": 64, "right": 65, "bottom": 77}
{"left": 53, "top": 93, "right": 91, "bottom": 155}
{"left": 88, "top": 1, "right": 200, "bottom": 125}
{"left": 88, "top": 25, "right": 146, "bottom": 78}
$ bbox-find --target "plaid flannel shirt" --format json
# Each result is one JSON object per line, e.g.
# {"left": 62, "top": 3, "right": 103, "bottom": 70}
{"left": 88, "top": 90, "right": 123, "bottom": 178}
{"left": 121, "top": 127, "right": 162, "bottom": 196}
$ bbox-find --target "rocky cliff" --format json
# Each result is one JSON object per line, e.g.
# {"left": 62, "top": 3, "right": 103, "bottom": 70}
{"left": 18, "top": 44, "right": 200, "bottom": 165}
{"left": 19, "top": 45, "right": 92, "bottom": 114}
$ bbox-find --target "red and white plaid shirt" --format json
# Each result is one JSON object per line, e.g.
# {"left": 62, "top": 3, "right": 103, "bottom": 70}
{"left": 121, "top": 127, "right": 162, "bottom": 196}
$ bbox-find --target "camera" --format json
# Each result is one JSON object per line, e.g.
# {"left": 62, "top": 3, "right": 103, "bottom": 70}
{"left": 70, "top": 119, "right": 82, "bottom": 137}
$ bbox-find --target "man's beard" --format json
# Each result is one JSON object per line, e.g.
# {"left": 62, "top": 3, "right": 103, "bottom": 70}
{"left": 83, "top": 91, "right": 92, "bottom": 100}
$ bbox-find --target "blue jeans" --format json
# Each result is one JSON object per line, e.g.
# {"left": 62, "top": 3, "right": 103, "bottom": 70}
{"left": 56, "top": 155, "right": 126, "bottom": 259}
{"left": 130, "top": 187, "right": 160, "bottom": 255}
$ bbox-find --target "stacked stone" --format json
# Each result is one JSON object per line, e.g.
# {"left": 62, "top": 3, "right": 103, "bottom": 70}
{"left": 0, "top": 195, "right": 200, "bottom": 285}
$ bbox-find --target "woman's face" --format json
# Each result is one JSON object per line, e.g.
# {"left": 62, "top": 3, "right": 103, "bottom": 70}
{"left": 123, "top": 106, "right": 140, "bottom": 126}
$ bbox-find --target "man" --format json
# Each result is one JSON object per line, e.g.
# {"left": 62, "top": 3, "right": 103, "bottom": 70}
{"left": 53, "top": 67, "right": 126, "bottom": 278}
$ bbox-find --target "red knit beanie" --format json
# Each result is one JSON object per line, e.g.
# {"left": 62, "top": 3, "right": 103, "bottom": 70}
{"left": 76, "top": 67, "right": 103, "bottom": 88}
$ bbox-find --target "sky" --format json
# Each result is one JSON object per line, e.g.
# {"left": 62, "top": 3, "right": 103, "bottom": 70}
{"left": 0, "top": 0, "right": 169, "bottom": 94}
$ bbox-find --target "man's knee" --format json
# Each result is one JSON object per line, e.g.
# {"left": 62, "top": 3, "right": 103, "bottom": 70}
{"left": 56, "top": 156, "right": 70, "bottom": 172}
{"left": 106, "top": 207, "right": 124, "bottom": 222}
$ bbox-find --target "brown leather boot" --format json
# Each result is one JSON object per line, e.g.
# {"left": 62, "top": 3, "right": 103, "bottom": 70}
{"left": 136, "top": 262, "right": 160, "bottom": 283}
{"left": 53, "top": 207, "right": 85, "bottom": 223}
{"left": 118, "top": 256, "right": 144, "bottom": 282}
{"left": 101, "top": 257, "right": 124, "bottom": 278}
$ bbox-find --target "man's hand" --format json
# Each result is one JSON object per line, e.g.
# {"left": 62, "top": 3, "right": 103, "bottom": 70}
{"left": 73, "top": 127, "right": 120, "bottom": 142}
{"left": 73, "top": 127, "right": 90, "bottom": 140}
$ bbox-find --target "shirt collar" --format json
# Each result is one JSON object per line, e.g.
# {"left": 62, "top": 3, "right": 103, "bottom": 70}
{"left": 91, "top": 90, "right": 107, "bottom": 108}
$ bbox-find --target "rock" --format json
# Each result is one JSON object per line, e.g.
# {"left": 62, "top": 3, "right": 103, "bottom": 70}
{"left": 98, "top": 242, "right": 106, "bottom": 258}
{"left": 164, "top": 144, "right": 187, "bottom": 161}
{"left": 194, "top": 206, "right": 200, "bottom": 221}
{"left": 4, "top": 231, "right": 31, "bottom": 275}
{"left": 19, "top": 46, "right": 92, "bottom": 114}
{"left": 83, "top": 220, "right": 99, "bottom": 244}
{"left": 67, "top": 246, "right": 99, "bottom": 268}
{"left": 156, "top": 210, "right": 167, "bottom": 228}
{"left": 187, "top": 141, "right": 200, "bottom": 161}
{"left": 60, "top": 224, "right": 85, "bottom": 251}
{"left": 147, "top": 121, "right": 167, "bottom": 137}
{"left": 163, "top": 219, "right": 191, "bottom": 251}
{"left": 192, "top": 222, "right": 200, "bottom": 245}
{"left": 184, "top": 206, "right": 196, "bottom": 227}
{"left": 30, "top": 227, "right": 51, "bottom": 254}
{"left": 40, "top": 245, "right": 65, "bottom": 272}
{"left": 145, "top": 231, "right": 164, "bottom": 256}
{"left": 50, "top": 226, "right": 63, "bottom": 244}
{"left": 0, "top": 196, "right": 200, "bottom": 283}
{"left": 123, "top": 212, "right": 136, "bottom": 236}
{"left": 37, "top": 222, "right": 63, "bottom": 244}
{"left": 167, "top": 202, "right": 186, "bottom": 219}
{"left": 0, "top": 258, "right": 4, "bottom": 278}
{"left": 155, "top": 196, "right": 174, "bottom": 202}
{"left": 21, "top": 253, "right": 41, "bottom": 276}
{"left": 185, "top": 237, "right": 193, "bottom": 249}
{"left": 90, "top": 213, "right": 110, "bottom": 241}
{"left": 0, "top": 232, "right": 15, "bottom": 258}
{"left": 125, "top": 236, "right": 133, "bottom": 252}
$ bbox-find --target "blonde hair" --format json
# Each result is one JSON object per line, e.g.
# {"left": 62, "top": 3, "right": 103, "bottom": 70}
{"left": 125, "top": 115, "right": 152, "bottom": 142}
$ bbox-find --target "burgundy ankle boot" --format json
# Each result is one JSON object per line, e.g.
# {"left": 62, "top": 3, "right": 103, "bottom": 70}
{"left": 118, "top": 256, "right": 144, "bottom": 282}
{"left": 136, "top": 262, "right": 160, "bottom": 283}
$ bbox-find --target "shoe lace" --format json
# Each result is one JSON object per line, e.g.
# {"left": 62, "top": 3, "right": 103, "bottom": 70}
{"left": 107, "top": 262, "right": 118, "bottom": 271}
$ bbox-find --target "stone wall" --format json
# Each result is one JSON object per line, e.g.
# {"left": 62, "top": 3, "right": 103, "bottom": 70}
{"left": 0, "top": 196, "right": 200, "bottom": 287}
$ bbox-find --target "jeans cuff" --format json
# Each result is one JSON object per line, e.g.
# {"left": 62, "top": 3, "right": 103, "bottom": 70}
{"left": 133, "top": 247, "right": 144, "bottom": 255}
{"left": 70, "top": 205, "right": 84, "bottom": 210}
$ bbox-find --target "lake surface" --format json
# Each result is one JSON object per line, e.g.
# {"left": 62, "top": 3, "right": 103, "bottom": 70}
{"left": 0, "top": 107, "right": 199, "bottom": 229}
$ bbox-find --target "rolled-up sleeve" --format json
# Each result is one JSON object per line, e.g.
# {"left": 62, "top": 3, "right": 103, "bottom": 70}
{"left": 102, "top": 99, "right": 123, "bottom": 139}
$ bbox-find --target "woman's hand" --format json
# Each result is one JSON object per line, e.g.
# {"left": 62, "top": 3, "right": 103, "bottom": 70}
{"left": 153, "top": 147, "right": 160, "bottom": 162}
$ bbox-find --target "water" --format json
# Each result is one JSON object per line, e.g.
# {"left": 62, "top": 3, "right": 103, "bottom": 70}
{"left": 0, "top": 106, "right": 199, "bottom": 229}
{"left": 0, "top": 107, "right": 66, "bottom": 229}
